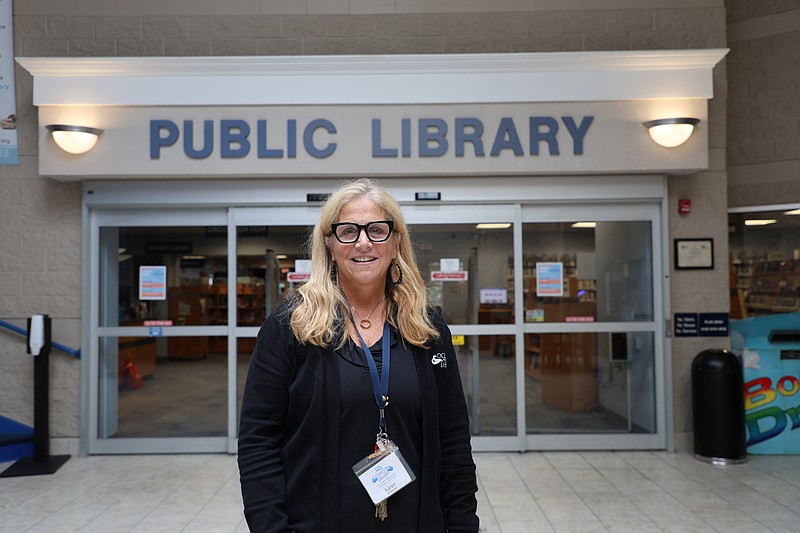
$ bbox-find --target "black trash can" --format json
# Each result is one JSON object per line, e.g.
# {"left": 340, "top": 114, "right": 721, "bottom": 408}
{"left": 691, "top": 349, "right": 747, "bottom": 465}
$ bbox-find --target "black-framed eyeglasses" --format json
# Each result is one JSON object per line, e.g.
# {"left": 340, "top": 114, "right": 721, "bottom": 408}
{"left": 331, "top": 220, "right": 394, "bottom": 244}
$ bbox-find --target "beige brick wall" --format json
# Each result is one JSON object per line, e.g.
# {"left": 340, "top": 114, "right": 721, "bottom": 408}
{"left": 3, "top": 3, "right": 728, "bottom": 452}
{"left": 726, "top": 5, "right": 800, "bottom": 207}
{"left": 14, "top": 0, "right": 726, "bottom": 17}
{"left": 14, "top": 10, "right": 730, "bottom": 56}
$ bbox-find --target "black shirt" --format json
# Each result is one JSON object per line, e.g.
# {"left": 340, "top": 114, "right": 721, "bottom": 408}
{"left": 336, "top": 327, "right": 422, "bottom": 532}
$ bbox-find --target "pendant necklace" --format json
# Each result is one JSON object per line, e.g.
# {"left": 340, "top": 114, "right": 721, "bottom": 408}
{"left": 351, "top": 295, "right": 385, "bottom": 329}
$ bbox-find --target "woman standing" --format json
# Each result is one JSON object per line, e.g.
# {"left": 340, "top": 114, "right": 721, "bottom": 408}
{"left": 238, "top": 178, "right": 479, "bottom": 533}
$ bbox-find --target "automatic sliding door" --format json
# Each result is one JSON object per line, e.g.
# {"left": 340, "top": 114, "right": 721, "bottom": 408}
{"left": 92, "top": 208, "right": 320, "bottom": 453}
{"left": 231, "top": 208, "right": 318, "bottom": 438}
{"left": 90, "top": 200, "right": 664, "bottom": 453}
{"left": 91, "top": 211, "right": 230, "bottom": 453}
{"left": 521, "top": 205, "right": 664, "bottom": 449}
{"left": 403, "top": 205, "right": 520, "bottom": 448}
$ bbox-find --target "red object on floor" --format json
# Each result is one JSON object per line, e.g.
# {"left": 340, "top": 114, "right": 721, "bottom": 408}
{"left": 123, "top": 358, "right": 144, "bottom": 389}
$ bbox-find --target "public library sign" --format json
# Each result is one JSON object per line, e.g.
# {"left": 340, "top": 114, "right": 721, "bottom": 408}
{"left": 18, "top": 50, "right": 726, "bottom": 179}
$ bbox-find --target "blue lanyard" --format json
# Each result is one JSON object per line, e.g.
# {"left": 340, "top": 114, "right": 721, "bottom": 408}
{"left": 352, "top": 319, "right": 391, "bottom": 432}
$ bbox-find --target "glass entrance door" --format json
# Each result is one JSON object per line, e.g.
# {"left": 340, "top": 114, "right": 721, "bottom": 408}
{"left": 90, "top": 209, "right": 232, "bottom": 453}
{"left": 89, "top": 208, "right": 316, "bottom": 454}
{"left": 403, "top": 204, "right": 520, "bottom": 451}
{"left": 88, "top": 200, "right": 664, "bottom": 453}
{"left": 231, "top": 207, "right": 319, "bottom": 437}
{"left": 401, "top": 202, "right": 665, "bottom": 451}
{"left": 521, "top": 204, "right": 665, "bottom": 450}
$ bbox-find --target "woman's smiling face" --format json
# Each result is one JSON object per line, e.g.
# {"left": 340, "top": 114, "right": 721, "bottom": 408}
{"left": 328, "top": 196, "right": 398, "bottom": 293}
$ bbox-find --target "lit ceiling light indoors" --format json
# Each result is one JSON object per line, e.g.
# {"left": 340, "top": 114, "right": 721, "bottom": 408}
{"left": 784, "top": 209, "right": 800, "bottom": 215}
{"left": 571, "top": 222, "right": 597, "bottom": 228}
{"left": 643, "top": 118, "right": 700, "bottom": 148}
{"left": 46, "top": 124, "right": 103, "bottom": 154}
{"left": 744, "top": 219, "right": 777, "bottom": 226}
{"left": 476, "top": 223, "right": 511, "bottom": 229}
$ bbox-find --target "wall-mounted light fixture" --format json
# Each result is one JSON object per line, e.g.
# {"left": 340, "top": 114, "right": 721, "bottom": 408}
{"left": 45, "top": 124, "right": 103, "bottom": 155}
{"left": 643, "top": 118, "right": 700, "bottom": 148}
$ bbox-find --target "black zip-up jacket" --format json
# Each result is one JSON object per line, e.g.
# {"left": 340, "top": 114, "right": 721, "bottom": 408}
{"left": 238, "top": 302, "right": 479, "bottom": 533}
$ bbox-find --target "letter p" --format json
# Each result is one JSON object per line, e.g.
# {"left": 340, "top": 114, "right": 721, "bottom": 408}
{"left": 150, "top": 120, "right": 179, "bottom": 159}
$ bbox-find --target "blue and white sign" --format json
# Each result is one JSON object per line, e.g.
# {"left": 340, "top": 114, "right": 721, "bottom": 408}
{"left": 139, "top": 266, "right": 167, "bottom": 301}
{"left": 674, "top": 312, "right": 729, "bottom": 337}
{"left": 536, "top": 262, "right": 564, "bottom": 297}
{"left": 0, "top": 0, "right": 18, "bottom": 165}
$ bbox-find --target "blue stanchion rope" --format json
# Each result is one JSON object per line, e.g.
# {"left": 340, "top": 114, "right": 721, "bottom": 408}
{"left": 0, "top": 319, "right": 81, "bottom": 359}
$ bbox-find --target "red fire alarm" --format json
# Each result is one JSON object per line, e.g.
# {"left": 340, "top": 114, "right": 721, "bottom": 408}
{"left": 678, "top": 198, "right": 691, "bottom": 215}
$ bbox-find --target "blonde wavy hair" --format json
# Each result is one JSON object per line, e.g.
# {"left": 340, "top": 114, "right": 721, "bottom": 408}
{"left": 290, "top": 178, "right": 438, "bottom": 349}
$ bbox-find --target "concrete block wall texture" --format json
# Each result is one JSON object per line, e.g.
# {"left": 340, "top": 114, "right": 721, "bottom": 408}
{"left": 13, "top": 10, "right": 732, "bottom": 57}
{"left": 1, "top": 0, "right": 739, "bottom": 453}
{"left": 726, "top": 2, "right": 800, "bottom": 207}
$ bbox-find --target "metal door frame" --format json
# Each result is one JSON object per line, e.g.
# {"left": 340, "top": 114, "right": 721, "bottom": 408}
{"left": 518, "top": 202, "right": 667, "bottom": 451}
{"left": 86, "top": 208, "right": 230, "bottom": 454}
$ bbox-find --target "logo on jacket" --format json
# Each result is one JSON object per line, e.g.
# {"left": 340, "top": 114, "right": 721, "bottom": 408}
{"left": 431, "top": 352, "right": 447, "bottom": 368}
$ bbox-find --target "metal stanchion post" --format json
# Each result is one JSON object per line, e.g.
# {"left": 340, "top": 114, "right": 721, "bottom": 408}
{"left": 1, "top": 314, "right": 70, "bottom": 477}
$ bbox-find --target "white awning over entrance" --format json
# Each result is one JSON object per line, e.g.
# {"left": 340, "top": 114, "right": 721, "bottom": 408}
{"left": 17, "top": 50, "right": 727, "bottom": 179}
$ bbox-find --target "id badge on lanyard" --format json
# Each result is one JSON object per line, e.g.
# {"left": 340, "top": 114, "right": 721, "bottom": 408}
{"left": 352, "top": 436, "right": 416, "bottom": 507}
{"left": 349, "top": 320, "right": 416, "bottom": 520}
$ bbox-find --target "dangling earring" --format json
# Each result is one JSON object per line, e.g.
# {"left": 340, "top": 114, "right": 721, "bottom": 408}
{"left": 391, "top": 261, "right": 403, "bottom": 286}
{"left": 331, "top": 262, "right": 338, "bottom": 282}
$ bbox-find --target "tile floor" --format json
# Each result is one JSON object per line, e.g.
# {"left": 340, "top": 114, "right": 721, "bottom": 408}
{"left": 2, "top": 450, "right": 800, "bottom": 532}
